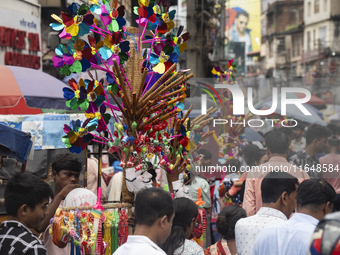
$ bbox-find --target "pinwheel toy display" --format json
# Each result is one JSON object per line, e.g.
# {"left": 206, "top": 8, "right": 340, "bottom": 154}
{"left": 49, "top": 0, "right": 222, "bottom": 208}
{"left": 211, "top": 62, "right": 254, "bottom": 166}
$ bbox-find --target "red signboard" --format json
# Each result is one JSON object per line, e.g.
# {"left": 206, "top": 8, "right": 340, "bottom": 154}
{"left": 0, "top": 26, "right": 40, "bottom": 69}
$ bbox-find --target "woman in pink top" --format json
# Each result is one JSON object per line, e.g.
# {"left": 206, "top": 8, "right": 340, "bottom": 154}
{"left": 320, "top": 135, "right": 340, "bottom": 211}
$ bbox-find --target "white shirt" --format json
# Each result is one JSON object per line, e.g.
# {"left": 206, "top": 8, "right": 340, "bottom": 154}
{"left": 113, "top": 235, "right": 166, "bottom": 255}
{"left": 187, "top": 176, "right": 212, "bottom": 208}
{"left": 252, "top": 213, "right": 319, "bottom": 255}
{"left": 292, "top": 137, "right": 306, "bottom": 152}
{"left": 235, "top": 207, "right": 287, "bottom": 255}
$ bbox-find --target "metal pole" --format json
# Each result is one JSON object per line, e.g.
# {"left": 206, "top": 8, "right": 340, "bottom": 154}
{"left": 84, "top": 147, "right": 88, "bottom": 188}
{"left": 98, "top": 142, "right": 102, "bottom": 190}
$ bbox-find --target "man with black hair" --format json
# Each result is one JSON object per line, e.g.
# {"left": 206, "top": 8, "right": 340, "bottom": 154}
{"left": 235, "top": 172, "right": 298, "bottom": 255}
{"left": 41, "top": 153, "right": 82, "bottom": 255}
{"left": 198, "top": 148, "right": 212, "bottom": 167}
{"left": 228, "top": 10, "right": 253, "bottom": 57}
{"left": 290, "top": 124, "right": 332, "bottom": 178}
{"left": 278, "top": 127, "right": 297, "bottom": 160}
{"left": 253, "top": 178, "right": 336, "bottom": 255}
{"left": 114, "top": 188, "right": 174, "bottom": 255}
{"left": 242, "top": 144, "right": 259, "bottom": 167}
{"left": 327, "top": 123, "right": 337, "bottom": 136}
{"left": 292, "top": 123, "right": 306, "bottom": 152}
{"left": 0, "top": 172, "right": 53, "bottom": 255}
{"left": 243, "top": 131, "right": 309, "bottom": 216}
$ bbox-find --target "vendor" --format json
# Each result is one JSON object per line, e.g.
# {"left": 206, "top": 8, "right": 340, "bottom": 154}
{"left": 185, "top": 149, "right": 213, "bottom": 247}
{"left": 37, "top": 153, "right": 82, "bottom": 255}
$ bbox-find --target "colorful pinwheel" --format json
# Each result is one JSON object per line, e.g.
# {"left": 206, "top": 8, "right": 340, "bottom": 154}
{"left": 149, "top": 41, "right": 178, "bottom": 73}
{"left": 52, "top": 41, "right": 92, "bottom": 75}
{"left": 153, "top": 0, "right": 176, "bottom": 34}
{"left": 85, "top": 104, "right": 111, "bottom": 133}
{"left": 89, "top": 0, "right": 103, "bottom": 14}
{"left": 51, "top": 3, "right": 94, "bottom": 37}
{"left": 87, "top": 35, "right": 104, "bottom": 65}
{"left": 101, "top": 3, "right": 126, "bottom": 32}
{"left": 171, "top": 26, "right": 189, "bottom": 53}
{"left": 85, "top": 79, "right": 106, "bottom": 108}
{"left": 63, "top": 78, "right": 89, "bottom": 110}
{"left": 62, "top": 119, "right": 95, "bottom": 153}
{"left": 98, "top": 32, "right": 130, "bottom": 65}
{"left": 135, "top": 0, "right": 156, "bottom": 23}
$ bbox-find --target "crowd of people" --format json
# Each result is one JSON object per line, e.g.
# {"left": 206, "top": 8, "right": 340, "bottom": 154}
{"left": 1, "top": 123, "right": 340, "bottom": 255}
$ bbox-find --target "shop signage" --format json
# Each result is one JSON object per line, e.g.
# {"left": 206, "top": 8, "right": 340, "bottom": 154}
{"left": 0, "top": 26, "right": 40, "bottom": 69}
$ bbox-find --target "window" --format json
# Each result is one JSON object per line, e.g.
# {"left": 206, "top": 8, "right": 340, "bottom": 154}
{"left": 324, "top": 0, "right": 327, "bottom": 12}
{"left": 267, "top": 13, "right": 274, "bottom": 28}
{"left": 315, "top": 0, "right": 320, "bottom": 13}
{"left": 307, "top": 31, "right": 311, "bottom": 51}
{"left": 293, "top": 35, "right": 301, "bottom": 57}
{"left": 277, "top": 37, "right": 286, "bottom": 54}
{"left": 313, "top": 29, "right": 316, "bottom": 49}
{"left": 319, "top": 26, "right": 327, "bottom": 47}
{"left": 335, "top": 21, "right": 340, "bottom": 38}
{"left": 308, "top": 2, "right": 311, "bottom": 16}
{"left": 269, "top": 40, "right": 274, "bottom": 58}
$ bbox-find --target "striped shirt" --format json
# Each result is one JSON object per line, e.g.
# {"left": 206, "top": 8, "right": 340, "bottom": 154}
{"left": 0, "top": 220, "right": 47, "bottom": 255}
{"left": 289, "top": 149, "right": 321, "bottom": 178}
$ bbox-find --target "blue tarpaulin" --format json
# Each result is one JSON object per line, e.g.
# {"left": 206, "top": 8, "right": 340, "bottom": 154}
{"left": 0, "top": 123, "right": 32, "bottom": 163}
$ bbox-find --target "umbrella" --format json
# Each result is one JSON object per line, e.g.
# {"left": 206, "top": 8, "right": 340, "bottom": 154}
{"left": 0, "top": 65, "right": 71, "bottom": 114}
{"left": 244, "top": 127, "right": 264, "bottom": 142}
{"left": 255, "top": 92, "right": 326, "bottom": 111}
{"left": 320, "top": 104, "right": 340, "bottom": 121}
{"left": 254, "top": 93, "right": 326, "bottom": 125}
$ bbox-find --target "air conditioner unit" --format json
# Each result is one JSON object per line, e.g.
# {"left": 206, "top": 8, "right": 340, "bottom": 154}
{"left": 47, "top": 32, "right": 60, "bottom": 49}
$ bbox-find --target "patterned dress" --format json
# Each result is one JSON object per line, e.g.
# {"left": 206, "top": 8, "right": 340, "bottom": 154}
{"left": 174, "top": 239, "right": 204, "bottom": 255}
{"left": 204, "top": 239, "right": 231, "bottom": 255}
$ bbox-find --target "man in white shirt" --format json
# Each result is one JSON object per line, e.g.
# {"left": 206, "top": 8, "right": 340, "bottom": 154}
{"left": 113, "top": 187, "right": 174, "bottom": 255}
{"left": 235, "top": 171, "right": 298, "bottom": 255}
{"left": 292, "top": 123, "right": 306, "bottom": 152}
{"left": 253, "top": 178, "right": 336, "bottom": 255}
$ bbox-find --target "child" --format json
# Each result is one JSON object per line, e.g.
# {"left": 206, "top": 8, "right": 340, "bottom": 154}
{"left": 40, "top": 153, "right": 82, "bottom": 255}
{"left": 0, "top": 172, "right": 53, "bottom": 255}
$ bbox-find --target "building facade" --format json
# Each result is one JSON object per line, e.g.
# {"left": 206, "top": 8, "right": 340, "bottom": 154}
{"left": 0, "top": 0, "right": 42, "bottom": 70}
{"left": 303, "top": 0, "right": 340, "bottom": 96}
{"left": 264, "top": 0, "right": 304, "bottom": 80}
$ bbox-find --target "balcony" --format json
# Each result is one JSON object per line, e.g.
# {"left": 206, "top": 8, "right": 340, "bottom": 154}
{"left": 302, "top": 49, "right": 326, "bottom": 63}
{"left": 276, "top": 50, "right": 290, "bottom": 66}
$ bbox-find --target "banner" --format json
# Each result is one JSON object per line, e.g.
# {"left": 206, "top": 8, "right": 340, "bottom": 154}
{"left": 225, "top": 0, "right": 261, "bottom": 68}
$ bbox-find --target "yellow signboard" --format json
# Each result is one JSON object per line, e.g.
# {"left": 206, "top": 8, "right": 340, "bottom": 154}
{"left": 225, "top": 0, "right": 261, "bottom": 54}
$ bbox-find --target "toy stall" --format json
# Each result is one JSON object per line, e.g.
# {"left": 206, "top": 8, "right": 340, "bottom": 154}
{"left": 0, "top": 0, "right": 264, "bottom": 253}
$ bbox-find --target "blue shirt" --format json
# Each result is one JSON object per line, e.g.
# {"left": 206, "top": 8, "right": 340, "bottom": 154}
{"left": 252, "top": 213, "right": 319, "bottom": 255}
